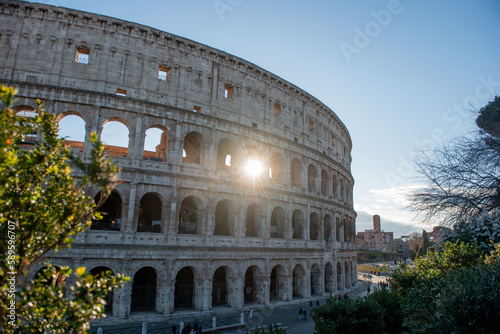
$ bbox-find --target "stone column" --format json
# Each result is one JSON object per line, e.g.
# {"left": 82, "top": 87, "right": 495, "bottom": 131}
{"left": 195, "top": 278, "right": 212, "bottom": 311}
{"left": 84, "top": 105, "right": 101, "bottom": 156}
{"left": 131, "top": 116, "right": 143, "bottom": 162}
{"left": 286, "top": 201, "right": 293, "bottom": 239}
{"left": 156, "top": 278, "right": 173, "bottom": 314}
{"left": 282, "top": 272, "right": 292, "bottom": 301}
{"left": 258, "top": 276, "right": 270, "bottom": 305}
{"left": 125, "top": 182, "right": 137, "bottom": 233}
{"left": 304, "top": 205, "right": 310, "bottom": 240}
{"left": 115, "top": 282, "right": 132, "bottom": 319}
{"left": 318, "top": 265, "right": 325, "bottom": 296}
{"left": 228, "top": 274, "right": 244, "bottom": 308}
{"left": 340, "top": 259, "right": 345, "bottom": 290}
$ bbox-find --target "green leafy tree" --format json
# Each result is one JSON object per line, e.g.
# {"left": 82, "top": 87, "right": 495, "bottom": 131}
{"left": 390, "top": 241, "right": 500, "bottom": 333}
{"left": 246, "top": 323, "right": 287, "bottom": 334}
{"left": 398, "top": 246, "right": 500, "bottom": 333}
{"left": 313, "top": 291, "right": 399, "bottom": 334}
{"left": 0, "top": 85, "right": 129, "bottom": 333}
{"left": 390, "top": 241, "right": 481, "bottom": 295}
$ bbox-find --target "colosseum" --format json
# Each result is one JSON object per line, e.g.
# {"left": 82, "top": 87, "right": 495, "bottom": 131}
{"left": 0, "top": 0, "right": 357, "bottom": 320}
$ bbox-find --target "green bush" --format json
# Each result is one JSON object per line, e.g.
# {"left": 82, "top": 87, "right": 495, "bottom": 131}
{"left": 313, "top": 289, "right": 401, "bottom": 334}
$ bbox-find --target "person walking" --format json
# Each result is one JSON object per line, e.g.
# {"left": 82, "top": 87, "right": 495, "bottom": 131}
{"left": 298, "top": 307, "right": 303, "bottom": 320}
{"left": 303, "top": 309, "right": 307, "bottom": 321}
{"left": 249, "top": 307, "right": 254, "bottom": 319}
{"left": 171, "top": 323, "right": 177, "bottom": 334}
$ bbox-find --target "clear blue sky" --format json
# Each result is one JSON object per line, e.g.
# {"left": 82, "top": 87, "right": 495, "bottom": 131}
{"left": 35, "top": 0, "right": 500, "bottom": 237}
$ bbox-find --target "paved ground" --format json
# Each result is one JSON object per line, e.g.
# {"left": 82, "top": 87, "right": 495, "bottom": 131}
{"left": 227, "top": 278, "right": 379, "bottom": 334}
{"left": 91, "top": 273, "right": 387, "bottom": 333}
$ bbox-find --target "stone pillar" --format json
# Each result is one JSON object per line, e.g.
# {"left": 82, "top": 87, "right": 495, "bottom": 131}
{"left": 228, "top": 274, "right": 244, "bottom": 308}
{"left": 264, "top": 204, "right": 272, "bottom": 238}
{"left": 282, "top": 272, "right": 292, "bottom": 301}
{"left": 286, "top": 201, "right": 293, "bottom": 239}
{"left": 115, "top": 282, "right": 132, "bottom": 319}
{"left": 340, "top": 259, "right": 345, "bottom": 290}
{"left": 304, "top": 268, "right": 311, "bottom": 299}
{"left": 156, "top": 278, "right": 173, "bottom": 314}
{"left": 168, "top": 187, "right": 178, "bottom": 235}
{"left": 258, "top": 276, "right": 270, "bottom": 305}
{"left": 304, "top": 205, "right": 310, "bottom": 240}
{"left": 131, "top": 116, "right": 143, "bottom": 161}
{"left": 206, "top": 208, "right": 215, "bottom": 237}
{"left": 125, "top": 182, "right": 137, "bottom": 233}
{"left": 195, "top": 278, "right": 212, "bottom": 311}
{"left": 318, "top": 265, "right": 325, "bottom": 296}
{"left": 84, "top": 105, "right": 101, "bottom": 156}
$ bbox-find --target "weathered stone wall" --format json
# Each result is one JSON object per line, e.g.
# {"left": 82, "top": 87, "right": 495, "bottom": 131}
{"left": 0, "top": 0, "right": 357, "bottom": 320}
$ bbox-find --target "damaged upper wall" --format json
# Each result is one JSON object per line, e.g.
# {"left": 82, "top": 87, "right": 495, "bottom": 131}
{"left": 0, "top": 0, "right": 352, "bottom": 166}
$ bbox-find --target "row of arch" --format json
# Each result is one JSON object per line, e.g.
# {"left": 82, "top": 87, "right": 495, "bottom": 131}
{"left": 71, "top": 260, "right": 356, "bottom": 315}
{"left": 15, "top": 106, "right": 353, "bottom": 205}
{"left": 91, "top": 190, "right": 356, "bottom": 242}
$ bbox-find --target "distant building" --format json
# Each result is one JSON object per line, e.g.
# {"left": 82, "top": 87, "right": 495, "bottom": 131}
{"left": 356, "top": 215, "right": 394, "bottom": 252}
{"left": 428, "top": 226, "right": 452, "bottom": 244}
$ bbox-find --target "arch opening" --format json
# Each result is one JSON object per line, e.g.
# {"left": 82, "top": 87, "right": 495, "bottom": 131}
{"left": 137, "top": 193, "right": 162, "bottom": 232}
{"left": 91, "top": 191, "right": 122, "bottom": 231}
{"left": 270, "top": 206, "right": 286, "bottom": 238}
{"left": 179, "top": 196, "right": 200, "bottom": 234}
{"left": 212, "top": 267, "right": 227, "bottom": 307}
{"left": 131, "top": 267, "right": 157, "bottom": 312}
{"left": 143, "top": 127, "right": 167, "bottom": 162}
{"left": 174, "top": 267, "right": 195, "bottom": 310}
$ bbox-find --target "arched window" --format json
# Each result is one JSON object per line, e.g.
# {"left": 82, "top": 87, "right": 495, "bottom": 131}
{"left": 324, "top": 215, "right": 332, "bottom": 241}
{"left": 332, "top": 174, "right": 338, "bottom": 199}
{"left": 183, "top": 132, "right": 202, "bottom": 164}
{"left": 137, "top": 193, "right": 162, "bottom": 233}
{"left": 310, "top": 264, "right": 320, "bottom": 296}
{"left": 292, "top": 264, "right": 306, "bottom": 298}
{"left": 292, "top": 210, "right": 304, "bottom": 239}
{"left": 310, "top": 212, "right": 320, "bottom": 240}
{"left": 174, "top": 267, "right": 195, "bottom": 310}
{"left": 245, "top": 203, "right": 261, "bottom": 237}
{"left": 15, "top": 106, "right": 38, "bottom": 146}
{"left": 212, "top": 267, "right": 228, "bottom": 307}
{"left": 216, "top": 139, "right": 236, "bottom": 170}
{"left": 143, "top": 127, "right": 168, "bottom": 162}
{"left": 214, "top": 200, "right": 234, "bottom": 236}
{"left": 270, "top": 206, "right": 286, "bottom": 238}
{"left": 57, "top": 113, "right": 86, "bottom": 152}
{"left": 307, "top": 164, "right": 317, "bottom": 191}
{"left": 268, "top": 153, "right": 283, "bottom": 182}
{"left": 244, "top": 266, "right": 261, "bottom": 304}
{"left": 321, "top": 169, "right": 329, "bottom": 195}
{"left": 179, "top": 196, "right": 200, "bottom": 234}
{"left": 91, "top": 191, "right": 122, "bottom": 231}
{"left": 291, "top": 158, "right": 302, "bottom": 186}
{"left": 131, "top": 267, "right": 157, "bottom": 312}
{"left": 90, "top": 267, "right": 114, "bottom": 314}
{"left": 101, "top": 119, "right": 130, "bottom": 158}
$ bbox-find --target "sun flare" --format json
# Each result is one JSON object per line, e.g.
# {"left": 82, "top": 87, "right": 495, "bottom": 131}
{"left": 245, "top": 159, "right": 263, "bottom": 177}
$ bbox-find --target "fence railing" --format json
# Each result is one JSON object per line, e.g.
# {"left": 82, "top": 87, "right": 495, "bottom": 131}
{"left": 91, "top": 313, "right": 246, "bottom": 334}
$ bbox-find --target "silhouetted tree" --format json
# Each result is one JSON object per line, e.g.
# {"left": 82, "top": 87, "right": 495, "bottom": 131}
{"left": 410, "top": 96, "right": 500, "bottom": 226}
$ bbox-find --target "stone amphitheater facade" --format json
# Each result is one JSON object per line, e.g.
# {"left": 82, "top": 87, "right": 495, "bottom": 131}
{"left": 0, "top": 1, "right": 357, "bottom": 319}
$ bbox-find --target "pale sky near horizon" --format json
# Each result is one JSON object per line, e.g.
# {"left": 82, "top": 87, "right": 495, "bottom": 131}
{"left": 35, "top": 0, "right": 500, "bottom": 237}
